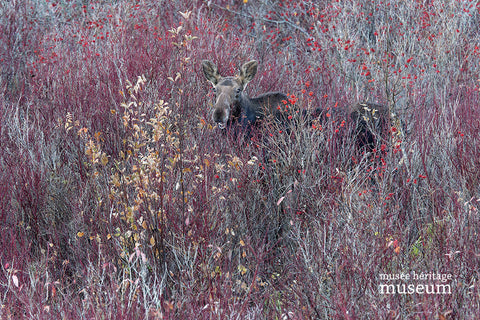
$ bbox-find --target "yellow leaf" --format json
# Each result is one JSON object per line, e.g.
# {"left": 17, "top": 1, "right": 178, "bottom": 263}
{"left": 112, "top": 174, "right": 121, "bottom": 187}
{"left": 239, "top": 239, "right": 245, "bottom": 246}
{"left": 107, "top": 234, "right": 112, "bottom": 240}
{"left": 150, "top": 236, "right": 155, "bottom": 246}
{"left": 179, "top": 10, "right": 192, "bottom": 20}
{"left": 77, "top": 232, "right": 84, "bottom": 237}
{"left": 142, "top": 220, "right": 148, "bottom": 230}
{"left": 215, "top": 266, "right": 221, "bottom": 274}
{"left": 243, "top": 0, "right": 248, "bottom": 3}
{"left": 184, "top": 35, "right": 198, "bottom": 41}
{"left": 238, "top": 264, "right": 247, "bottom": 275}
{"left": 165, "top": 301, "right": 174, "bottom": 311}
{"left": 101, "top": 153, "right": 108, "bottom": 166}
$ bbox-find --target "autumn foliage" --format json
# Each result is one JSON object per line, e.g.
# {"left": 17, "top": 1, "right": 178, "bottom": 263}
{"left": 1, "top": 0, "right": 479, "bottom": 319}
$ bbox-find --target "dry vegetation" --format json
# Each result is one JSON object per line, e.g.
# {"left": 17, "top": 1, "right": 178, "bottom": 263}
{"left": 1, "top": 0, "right": 480, "bottom": 319}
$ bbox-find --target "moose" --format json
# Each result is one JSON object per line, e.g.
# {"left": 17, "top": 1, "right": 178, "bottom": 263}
{"left": 202, "top": 59, "right": 388, "bottom": 150}
{"left": 202, "top": 59, "right": 289, "bottom": 129}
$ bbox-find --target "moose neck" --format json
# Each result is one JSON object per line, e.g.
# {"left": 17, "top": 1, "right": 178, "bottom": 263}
{"left": 232, "top": 92, "right": 248, "bottom": 121}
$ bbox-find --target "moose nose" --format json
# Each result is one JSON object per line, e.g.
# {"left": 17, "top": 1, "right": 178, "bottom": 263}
{"left": 213, "top": 109, "right": 224, "bottom": 122}
{"left": 213, "top": 107, "right": 229, "bottom": 129}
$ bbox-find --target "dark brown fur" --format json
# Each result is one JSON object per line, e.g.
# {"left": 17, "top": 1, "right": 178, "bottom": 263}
{"left": 202, "top": 60, "right": 388, "bottom": 149}
{"left": 349, "top": 102, "right": 389, "bottom": 149}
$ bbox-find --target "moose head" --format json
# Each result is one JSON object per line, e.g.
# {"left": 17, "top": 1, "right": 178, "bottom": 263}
{"left": 202, "top": 60, "right": 259, "bottom": 129}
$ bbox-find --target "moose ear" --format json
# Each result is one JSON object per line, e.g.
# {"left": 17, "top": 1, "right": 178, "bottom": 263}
{"left": 239, "top": 60, "right": 258, "bottom": 85}
{"left": 202, "top": 60, "right": 221, "bottom": 85}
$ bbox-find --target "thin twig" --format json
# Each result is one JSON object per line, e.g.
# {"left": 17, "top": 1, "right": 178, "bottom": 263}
{"left": 207, "top": 2, "right": 312, "bottom": 38}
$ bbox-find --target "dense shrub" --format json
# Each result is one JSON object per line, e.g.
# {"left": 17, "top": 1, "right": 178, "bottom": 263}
{"left": 1, "top": 0, "right": 479, "bottom": 319}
